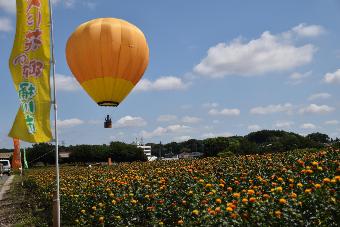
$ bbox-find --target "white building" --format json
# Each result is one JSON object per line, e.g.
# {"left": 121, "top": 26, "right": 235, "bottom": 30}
{"left": 136, "top": 144, "right": 157, "bottom": 161}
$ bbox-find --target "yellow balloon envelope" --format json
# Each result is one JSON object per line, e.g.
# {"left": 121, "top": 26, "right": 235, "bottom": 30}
{"left": 66, "top": 18, "right": 149, "bottom": 106}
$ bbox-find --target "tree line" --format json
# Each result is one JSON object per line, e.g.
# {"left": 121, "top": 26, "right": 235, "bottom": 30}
{"left": 0, "top": 130, "right": 339, "bottom": 165}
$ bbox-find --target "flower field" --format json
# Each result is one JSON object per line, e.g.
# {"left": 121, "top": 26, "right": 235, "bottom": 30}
{"left": 24, "top": 149, "right": 339, "bottom": 226}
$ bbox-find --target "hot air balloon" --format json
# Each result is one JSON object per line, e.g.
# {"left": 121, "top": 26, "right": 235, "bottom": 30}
{"left": 65, "top": 18, "right": 149, "bottom": 128}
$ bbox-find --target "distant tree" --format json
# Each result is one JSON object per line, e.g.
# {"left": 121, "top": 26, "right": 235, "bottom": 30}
{"left": 306, "top": 133, "right": 330, "bottom": 144}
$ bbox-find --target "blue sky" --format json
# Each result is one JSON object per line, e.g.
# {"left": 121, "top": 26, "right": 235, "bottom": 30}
{"left": 1, "top": 0, "right": 340, "bottom": 148}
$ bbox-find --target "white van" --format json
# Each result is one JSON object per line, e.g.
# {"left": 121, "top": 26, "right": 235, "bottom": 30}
{"left": 0, "top": 159, "right": 11, "bottom": 175}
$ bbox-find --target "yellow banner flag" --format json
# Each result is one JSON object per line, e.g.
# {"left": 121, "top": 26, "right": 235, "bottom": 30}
{"left": 8, "top": 0, "right": 52, "bottom": 143}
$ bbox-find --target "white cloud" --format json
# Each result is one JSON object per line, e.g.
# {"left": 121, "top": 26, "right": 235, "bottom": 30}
{"left": 274, "top": 121, "right": 294, "bottom": 129}
{"left": 0, "top": 0, "right": 15, "bottom": 14}
{"left": 208, "top": 108, "right": 240, "bottom": 116}
{"left": 299, "top": 104, "right": 334, "bottom": 114}
{"left": 181, "top": 116, "right": 201, "bottom": 124}
{"left": 308, "top": 92, "right": 331, "bottom": 101}
{"left": 113, "top": 116, "right": 147, "bottom": 128}
{"left": 135, "top": 76, "right": 190, "bottom": 91}
{"left": 288, "top": 71, "right": 311, "bottom": 85}
{"left": 202, "top": 102, "right": 219, "bottom": 108}
{"left": 324, "top": 69, "right": 340, "bottom": 84}
{"left": 55, "top": 74, "right": 80, "bottom": 91}
{"left": 141, "top": 124, "right": 190, "bottom": 138}
{"left": 292, "top": 23, "right": 325, "bottom": 38}
{"left": 57, "top": 118, "right": 84, "bottom": 128}
{"left": 324, "top": 120, "right": 339, "bottom": 125}
{"left": 250, "top": 103, "right": 293, "bottom": 115}
{"left": 201, "top": 132, "right": 233, "bottom": 139}
{"left": 173, "top": 135, "right": 191, "bottom": 142}
{"left": 194, "top": 28, "right": 316, "bottom": 78}
{"left": 0, "top": 17, "right": 12, "bottom": 32}
{"left": 248, "top": 124, "right": 261, "bottom": 131}
{"left": 300, "top": 123, "right": 316, "bottom": 129}
{"left": 157, "top": 115, "right": 177, "bottom": 122}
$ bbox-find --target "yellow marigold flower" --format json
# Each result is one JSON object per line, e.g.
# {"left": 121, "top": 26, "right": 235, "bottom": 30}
{"left": 315, "top": 184, "right": 321, "bottom": 189}
{"left": 81, "top": 209, "right": 85, "bottom": 214}
{"left": 233, "top": 193, "right": 240, "bottom": 198}
{"left": 145, "top": 195, "right": 150, "bottom": 199}
{"left": 289, "top": 178, "right": 294, "bottom": 183}
{"left": 247, "top": 189, "right": 255, "bottom": 195}
{"left": 278, "top": 177, "right": 283, "bottom": 182}
{"left": 297, "top": 183, "right": 303, "bottom": 187}
{"left": 276, "top": 187, "right": 283, "bottom": 192}
{"left": 109, "top": 193, "right": 114, "bottom": 198}
{"left": 205, "top": 183, "right": 212, "bottom": 188}
{"left": 92, "top": 206, "right": 96, "bottom": 211}
{"left": 199, "top": 179, "right": 204, "bottom": 183}
{"left": 311, "top": 161, "right": 318, "bottom": 166}
{"left": 242, "top": 198, "right": 248, "bottom": 204}
{"left": 305, "top": 188, "right": 312, "bottom": 193}
{"left": 192, "top": 209, "right": 199, "bottom": 215}
{"left": 317, "top": 167, "right": 323, "bottom": 171}
{"left": 131, "top": 199, "right": 137, "bottom": 204}
{"left": 188, "top": 190, "right": 193, "bottom": 195}
{"left": 159, "top": 221, "right": 164, "bottom": 225}
{"left": 215, "top": 198, "right": 222, "bottom": 204}
{"left": 323, "top": 178, "right": 331, "bottom": 183}
{"left": 226, "top": 207, "right": 233, "bottom": 212}
{"left": 178, "top": 220, "right": 184, "bottom": 225}
{"left": 99, "top": 216, "right": 104, "bottom": 224}
{"left": 331, "top": 179, "right": 336, "bottom": 183}
{"left": 99, "top": 202, "right": 104, "bottom": 208}
{"left": 111, "top": 199, "right": 116, "bottom": 205}
{"left": 279, "top": 198, "right": 287, "bottom": 204}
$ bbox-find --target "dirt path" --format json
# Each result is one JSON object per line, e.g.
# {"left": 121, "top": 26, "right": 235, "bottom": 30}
{"left": 0, "top": 175, "right": 14, "bottom": 201}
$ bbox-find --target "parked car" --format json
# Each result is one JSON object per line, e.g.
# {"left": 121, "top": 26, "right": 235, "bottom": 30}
{"left": 0, "top": 159, "right": 11, "bottom": 175}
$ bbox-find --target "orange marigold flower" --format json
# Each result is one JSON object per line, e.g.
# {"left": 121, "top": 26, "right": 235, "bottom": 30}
{"left": 230, "top": 213, "right": 238, "bottom": 219}
{"left": 216, "top": 198, "right": 222, "bottom": 204}
{"left": 274, "top": 210, "right": 282, "bottom": 218}
{"left": 178, "top": 220, "right": 184, "bottom": 225}
{"left": 279, "top": 198, "right": 287, "bottom": 204}
{"left": 233, "top": 193, "right": 240, "bottom": 198}
{"left": 247, "top": 189, "right": 255, "bottom": 195}
{"left": 315, "top": 184, "right": 321, "bottom": 189}
{"left": 290, "top": 192, "right": 297, "bottom": 199}
{"left": 278, "top": 177, "right": 283, "bottom": 182}
{"left": 263, "top": 194, "right": 270, "bottom": 199}
{"left": 323, "top": 177, "right": 331, "bottom": 183}
{"left": 99, "top": 216, "right": 104, "bottom": 224}
{"left": 227, "top": 187, "right": 233, "bottom": 192}
{"left": 242, "top": 198, "right": 248, "bottom": 204}
{"left": 226, "top": 207, "right": 233, "bottom": 212}
{"left": 305, "top": 188, "right": 312, "bottom": 193}
{"left": 249, "top": 197, "right": 256, "bottom": 203}
{"left": 219, "top": 183, "right": 225, "bottom": 187}
{"left": 276, "top": 187, "right": 283, "bottom": 192}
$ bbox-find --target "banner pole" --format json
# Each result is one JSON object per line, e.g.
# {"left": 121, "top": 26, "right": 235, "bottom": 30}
{"left": 48, "top": 0, "right": 60, "bottom": 226}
